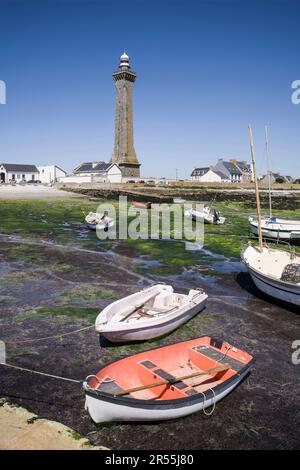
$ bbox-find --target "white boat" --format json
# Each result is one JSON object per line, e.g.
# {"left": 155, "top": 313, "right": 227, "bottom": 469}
{"left": 95, "top": 284, "right": 208, "bottom": 342}
{"left": 83, "top": 336, "right": 254, "bottom": 423}
{"left": 85, "top": 212, "right": 114, "bottom": 231}
{"left": 185, "top": 206, "right": 226, "bottom": 225}
{"left": 173, "top": 197, "right": 186, "bottom": 204}
{"left": 242, "top": 243, "right": 300, "bottom": 306}
{"left": 249, "top": 216, "right": 300, "bottom": 242}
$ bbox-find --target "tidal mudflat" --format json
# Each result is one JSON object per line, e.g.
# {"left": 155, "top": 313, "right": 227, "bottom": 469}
{"left": 0, "top": 196, "right": 300, "bottom": 449}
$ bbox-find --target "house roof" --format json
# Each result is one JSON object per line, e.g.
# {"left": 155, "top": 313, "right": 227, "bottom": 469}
{"left": 191, "top": 167, "right": 230, "bottom": 180}
{"left": 191, "top": 167, "right": 210, "bottom": 176}
{"left": 213, "top": 170, "right": 230, "bottom": 180}
{"left": 222, "top": 161, "right": 242, "bottom": 175}
{"left": 0, "top": 163, "right": 39, "bottom": 173}
{"left": 73, "top": 161, "right": 112, "bottom": 173}
{"left": 234, "top": 161, "right": 251, "bottom": 172}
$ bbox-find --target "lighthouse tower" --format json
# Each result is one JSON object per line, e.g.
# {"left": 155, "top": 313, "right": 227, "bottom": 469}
{"left": 110, "top": 52, "right": 140, "bottom": 178}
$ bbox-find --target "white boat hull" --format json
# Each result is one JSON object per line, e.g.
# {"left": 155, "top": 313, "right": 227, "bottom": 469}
{"left": 86, "top": 220, "right": 114, "bottom": 231}
{"left": 99, "top": 299, "right": 207, "bottom": 342}
{"left": 247, "top": 266, "right": 300, "bottom": 306}
{"left": 84, "top": 370, "right": 248, "bottom": 423}
{"left": 185, "top": 209, "right": 225, "bottom": 225}
{"left": 249, "top": 219, "right": 300, "bottom": 241}
{"left": 242, "top": 245, "right": 300, "bottom": 307}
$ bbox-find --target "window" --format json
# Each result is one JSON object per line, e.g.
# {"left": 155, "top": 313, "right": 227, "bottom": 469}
{"left": 12, "top": 174, "right": 15, "bottom": 180}
{"left": 17, "top": 174, "right": 21, "bottom": 179}
{"left": 22, "top": 174, "right": 25, "bottom": 180}
{"left": 32, "top": 174, "right": 35, "bottom": 180}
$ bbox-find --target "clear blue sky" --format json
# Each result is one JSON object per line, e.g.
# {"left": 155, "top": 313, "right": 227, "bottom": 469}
{"left": 0, "top": 0, "right": 299, "bottom": 178}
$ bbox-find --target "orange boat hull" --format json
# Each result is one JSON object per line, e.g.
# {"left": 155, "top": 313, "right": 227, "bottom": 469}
{"left": 84, "top": 337, "right": 254, "bottom": 423}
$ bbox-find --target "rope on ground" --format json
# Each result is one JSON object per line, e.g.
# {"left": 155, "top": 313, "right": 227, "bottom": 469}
{"left": 6, "top": 325, "right": 94, "bottom": 345}
{"left": 0, "top": 362, "right": 82, "bottom": 384}
{"left": 201, "top": 388, "right": 216, "bottom": 416}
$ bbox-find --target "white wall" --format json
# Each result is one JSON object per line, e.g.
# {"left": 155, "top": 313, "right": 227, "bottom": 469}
{"left": 58, "top": 175, "right": 92, "bottom": 184}
{"left": 192, "top": 170, "right": 221, "bottom": 183}
{"left": 38, "top": 165, "right": 66, "bottom": 184}
{"left": 4, "top": 171, "right": 39, "bottom": 183}
{"left": 107, "top": 165, "right": 122, "bottom": 183}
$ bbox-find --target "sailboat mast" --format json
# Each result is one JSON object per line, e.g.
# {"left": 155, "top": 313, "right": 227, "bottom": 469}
{"left": 265, "top": 125, "right": 272, "bottom": 218}
{"left": 248, "top": 125, "right": 263, "bottom": 252}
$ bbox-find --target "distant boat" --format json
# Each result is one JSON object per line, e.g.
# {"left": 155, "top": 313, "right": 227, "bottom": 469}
{"left": 85, "top": 212, "right": 114, "bottom": 231}
{"left": 242, "top": 243, "right": 300, "bottom": 307}
{"left": 95, "top": 284, "right": 207, "bottom": 342}
{"left": 249, "top": 216, "right": 300, "bottom": 242}
{"left": 185, "top": 206, "right": 226, "bottom": 225}
{"left": 249, "top": 126, "right": 300, "bottom": 243}
{"left": 131, "top": 201, "right": 152, "bottom": 209}
{"left": 83, "top": 336, "right": 254, "bottom": 423}
{"left": 173, "top": 197, "right": 186, "bottom": 204}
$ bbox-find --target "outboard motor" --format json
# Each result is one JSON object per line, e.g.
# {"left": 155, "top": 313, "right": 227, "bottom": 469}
{"left": 101, "top": 211, "right": 109, "bottom": 232}
{"left": 213, "top": 209, "right": 220, "bottom": 223}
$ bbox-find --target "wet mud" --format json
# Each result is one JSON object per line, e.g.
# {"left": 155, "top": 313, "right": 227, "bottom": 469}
{"left": 0, "top": 234, "right": 300, "bottom": 450}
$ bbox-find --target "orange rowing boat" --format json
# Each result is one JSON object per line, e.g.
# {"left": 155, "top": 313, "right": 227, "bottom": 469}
{"left": 131, "top": 201, "right": 152, "bottom": 209}
{"left": 83, "top": 336, "right": 254, "bottom": 423}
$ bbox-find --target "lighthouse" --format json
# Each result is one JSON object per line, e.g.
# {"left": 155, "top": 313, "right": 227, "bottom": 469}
{"left": 110, "top": 52, "right": 140, "bottom": 178}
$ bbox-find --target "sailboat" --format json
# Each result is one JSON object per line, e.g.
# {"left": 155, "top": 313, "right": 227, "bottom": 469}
{"left": 242, "top": 126, "right": 300, "bottom": 307}
{"left": 248, "top": 126, "right": 300, "bottom": 242}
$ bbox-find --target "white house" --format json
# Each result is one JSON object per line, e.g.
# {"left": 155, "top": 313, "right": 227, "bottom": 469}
{"left": 191, "top": 167, "right": 230, "bottom": 183}
{"left": 69, "top": 161, "right": 123, "bottom": 183}
{"left": 37, "top": 165, "right": 66, "bottom": 184}
{"left": 0, "top": 163, "right": 39, "bottom": 184}
{"left": 214, "top": 159, "right": 243, "bottom": 183}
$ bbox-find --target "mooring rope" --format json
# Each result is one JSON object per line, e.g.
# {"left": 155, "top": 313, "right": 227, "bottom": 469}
{"left": 0, "top": 362, "right": 82, "bottom": 384}
{"left": 200, "top": 388, "right": 216, "bottom": 416}
{"left": 5, "top": 325, "right": 94, "bottom": 345}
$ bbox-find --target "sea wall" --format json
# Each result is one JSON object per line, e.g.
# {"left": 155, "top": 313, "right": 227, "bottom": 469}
{"left": 57, "top": 183, "right": 300, "bottom": 210}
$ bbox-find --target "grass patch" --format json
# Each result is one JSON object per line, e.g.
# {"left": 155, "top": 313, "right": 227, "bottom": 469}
{"left": 1, "top": 198, "right": 299, "bottom": 279}
{"left": 0, "top": 295, "right": 13, "bottom": 303}
{"left": 69, "top": 430, "right": 84, "bottom": 441}
{"left": 15, "top": 306, "right": 99, "bottom": 324}
{"left": 6, "top": 347, "right": 39, "bottom": 358}
{"left": 59, "top": 286, "right": 115, "bottom": 302}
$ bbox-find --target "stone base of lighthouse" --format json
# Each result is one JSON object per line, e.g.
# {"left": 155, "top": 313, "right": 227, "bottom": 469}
{"left": 119, "top": 163, "right": 141, "bottom": 178}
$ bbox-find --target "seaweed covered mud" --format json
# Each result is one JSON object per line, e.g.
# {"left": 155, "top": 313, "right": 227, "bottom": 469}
{"left": 0, "top": 195, "right": 300, "bottom": 449}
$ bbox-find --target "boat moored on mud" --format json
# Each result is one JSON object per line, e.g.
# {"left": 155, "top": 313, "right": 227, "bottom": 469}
{"left": 95, "top": 284, "right": 208, "bottom": 342}
{"left": 83, "top": 336, "right": 254, "bottom": 423}
{"left": 249, "top": 216, "right": 300, "bottom": 242}
{"left": 85, "top": 212, "right": 114, "bottom": 231}
{"left": 185, "top": 206, "right": 226, "bottom": 225}
{"left": 242, "top": 243, "right": 300, "bottom": 307}
{"left": 131, "top": 201, "right": 152, "bottom": 209}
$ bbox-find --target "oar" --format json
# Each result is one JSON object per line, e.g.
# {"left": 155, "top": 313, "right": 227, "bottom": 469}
{"left": 114, "top": 363, "right": 229, "bottom": 397}
{"left": 119, "top": 292, "right": 160, "bottom": 322}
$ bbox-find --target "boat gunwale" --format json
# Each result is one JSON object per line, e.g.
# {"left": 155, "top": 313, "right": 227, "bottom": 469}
{"left": 241, "top": 245, "right": 300, "bottom": 291}
{"left": 97, "top": 294, "right": 208, "bottom": 333}
{"left": 249, "top": 221, "right": 300, "bottom": 235}
{"left": 83, "top": 336, "right": 254, "bottom": 409}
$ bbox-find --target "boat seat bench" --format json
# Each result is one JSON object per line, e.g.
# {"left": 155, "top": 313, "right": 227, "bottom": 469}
{"left": 192, "top": 346, "right": 244, "bottom": 372}
{"left": 139, "top": 360, "right": 190, "bottom": 393}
